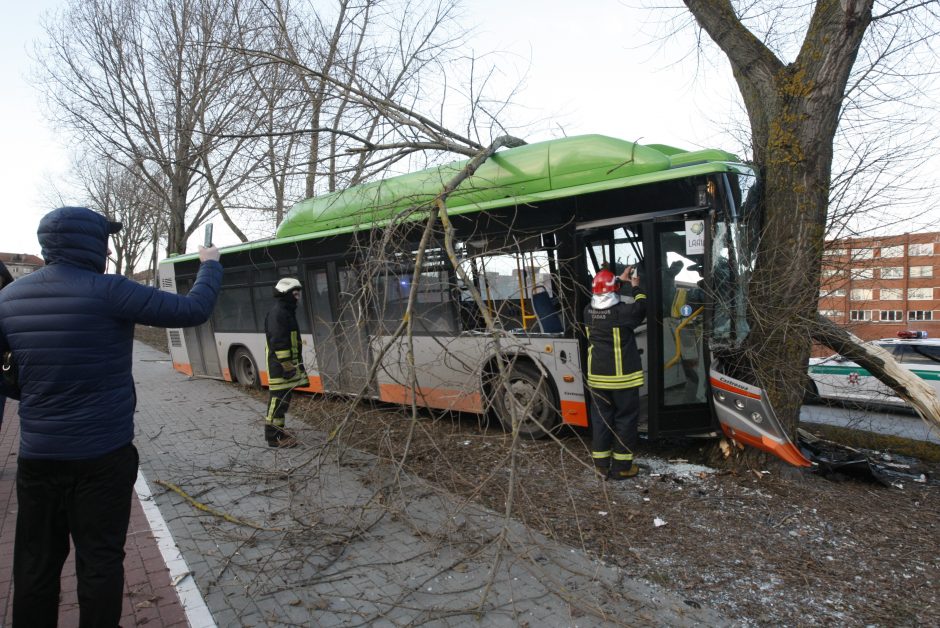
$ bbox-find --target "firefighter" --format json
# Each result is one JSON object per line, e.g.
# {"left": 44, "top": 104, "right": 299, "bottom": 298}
{"left": 584, "top": 265, "right": 647, "bottom": 480}
{"left": 264, "top": 277, "right": 307, "bottom": 447}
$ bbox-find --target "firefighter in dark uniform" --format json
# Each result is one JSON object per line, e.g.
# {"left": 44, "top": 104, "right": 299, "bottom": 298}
{"left": 264, "top": 277, "right": 307, "bottom": 447}
{"left": 585, "top": 265, "right": 647, "bottom": 480}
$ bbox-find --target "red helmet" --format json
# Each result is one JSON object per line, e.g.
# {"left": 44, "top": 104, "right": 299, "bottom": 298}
{"left": 592, "top": 269, "right": 618, "bottom": 295}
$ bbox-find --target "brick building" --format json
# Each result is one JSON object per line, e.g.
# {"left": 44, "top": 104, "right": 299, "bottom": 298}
{"left": 818, "top": 232, "right": 940, "bottom": 341}
{"left": 0, "top": 252, "right": 44, "bottom": 280}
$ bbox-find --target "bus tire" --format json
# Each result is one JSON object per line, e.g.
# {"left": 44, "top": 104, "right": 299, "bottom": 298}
{"left": 232, "top": 347, "right": 262, "bottom": 390}
{"left": 491, "top": 362, "right": 561, "bottom": 439}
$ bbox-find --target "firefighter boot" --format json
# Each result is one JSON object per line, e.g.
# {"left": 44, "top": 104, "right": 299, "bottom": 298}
{"left": 265, "top": 424, "right": 299, "bottom": 448}
{"left": 609, "top": 460, "right": 639, "bottom": 481}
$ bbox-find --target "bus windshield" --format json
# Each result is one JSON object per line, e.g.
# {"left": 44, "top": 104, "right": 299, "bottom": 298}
{"left": 710, "top": 172, "right": 758, "bottom": 349}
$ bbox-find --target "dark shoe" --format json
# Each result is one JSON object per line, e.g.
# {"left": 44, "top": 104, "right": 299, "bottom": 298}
{"left": 265, "top": 425, "right": 298, "bottom": 448}
{"left": 593, "top": 464, "right": 610, "bottom": 480}
{"left": 267, "top": 434, "right": 298, "bottom": 448}
{"left": 609, "top": 463, "right": 640, "bottom": 481}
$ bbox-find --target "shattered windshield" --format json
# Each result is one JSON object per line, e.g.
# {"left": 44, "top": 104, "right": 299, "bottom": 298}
{"left": 710, "top": 172, "right": 757, "bottom": 348}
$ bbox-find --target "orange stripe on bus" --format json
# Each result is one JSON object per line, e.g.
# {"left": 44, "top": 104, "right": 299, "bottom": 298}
{"left": 719, "top": 423, "right": 813, "bottom": 467}
{"left": 173, "top": 362, "right": 193, "bottom": 376}
{"left": 379, "top": 383, "right": 482, "bottom": 413}
{"left": 560, "top": 400, "right": 588, "bottom": 427}
{"left": 709, "top": 376, "right": 762, "bottom": 400}
{"left": 295, "top": 375, "right": 323, "bottom": 393}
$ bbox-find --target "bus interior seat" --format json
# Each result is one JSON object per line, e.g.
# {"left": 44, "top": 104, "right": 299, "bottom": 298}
{"left": 532, "top": 288, "right": 564, "bottom": 334}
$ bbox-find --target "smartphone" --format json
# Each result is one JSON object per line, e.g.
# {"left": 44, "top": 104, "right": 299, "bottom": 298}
{"left": 203, "top": 223, "right": 214, "bottom": 247}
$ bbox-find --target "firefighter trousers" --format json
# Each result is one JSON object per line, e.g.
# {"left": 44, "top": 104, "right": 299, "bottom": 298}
{"left": 589, "top": 387, "right": 640, "bottom": 472}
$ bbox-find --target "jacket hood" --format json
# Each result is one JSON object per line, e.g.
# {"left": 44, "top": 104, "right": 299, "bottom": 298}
{"left": 591, "top": 292, "right": 620, "bottom": 310}
{"left": 38, "top": 207, "right": 122, "bottom": 273}
{"left": 275, "top": 291, "right": 299, "bottom": 310}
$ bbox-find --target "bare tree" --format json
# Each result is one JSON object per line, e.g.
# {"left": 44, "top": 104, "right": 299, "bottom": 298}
{"left": 76, "top": 156, "right": 163, "bottom": 277}
{"left": 670, "top": 0, "right": 940, "bottom": 450}
{"left": 35, "top": 0, "right": 261, "bottom": 254}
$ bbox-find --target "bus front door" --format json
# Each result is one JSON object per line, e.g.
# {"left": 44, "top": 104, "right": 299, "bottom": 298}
{"left": 649, "top": 220, "right": 714, "bottom": 437}
{"left": 578, "top": 217, "right": 714, "bottom": 439}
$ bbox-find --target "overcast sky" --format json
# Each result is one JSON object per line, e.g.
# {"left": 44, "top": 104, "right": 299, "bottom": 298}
{"left": 0, "top": 1, "right": 784, "bottom": 255}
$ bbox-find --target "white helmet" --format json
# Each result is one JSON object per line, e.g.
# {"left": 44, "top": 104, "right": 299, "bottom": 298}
{"left": 274, "top": 277, "right": 302, "bottom": 294}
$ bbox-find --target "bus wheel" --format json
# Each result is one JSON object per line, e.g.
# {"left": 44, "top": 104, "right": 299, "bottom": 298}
{"left": 232, "top": 347, "right": 261, "bottom": 389}
{"left": 492, "top": 362, "right": 560, "bottom": 439}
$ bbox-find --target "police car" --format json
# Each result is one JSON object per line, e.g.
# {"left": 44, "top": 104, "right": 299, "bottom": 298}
{"left": 807, "top": 331, "right": 940, "bottom": 409}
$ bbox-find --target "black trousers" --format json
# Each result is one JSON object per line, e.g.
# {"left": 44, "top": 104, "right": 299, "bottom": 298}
{"left": 13, "top": 443, "right": 139, "bottom": 628}
{"left": 590, "top": 387, "right": 640, "bottom": 471}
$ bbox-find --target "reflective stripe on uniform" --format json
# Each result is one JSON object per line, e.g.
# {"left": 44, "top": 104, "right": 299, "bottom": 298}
{"left": 613, "top": 328, "right": 622, "bottom": 377}
{"left": 265, "top": 398, "right": 286, "bottom": 427}
{"left": 592, "top": 450, "right": 612, "bottom": 460}
{"left": 587, "top": 369, "right": 644, "bottom": 389}
{"left": 612, "top": 452, "right": 634, "bottom": 461}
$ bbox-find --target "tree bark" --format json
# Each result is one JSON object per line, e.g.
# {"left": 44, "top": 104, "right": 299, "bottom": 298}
{"left": 684, "top": 0, "right": 875, "bottom": 438}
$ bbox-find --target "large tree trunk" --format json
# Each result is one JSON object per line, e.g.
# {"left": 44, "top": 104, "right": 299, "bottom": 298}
{"left": 684, "top": 0, "right": 874, "bottom": 442}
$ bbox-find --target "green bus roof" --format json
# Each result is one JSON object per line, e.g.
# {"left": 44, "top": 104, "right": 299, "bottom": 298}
{"left": 166, "top": 134, "right": 747, "bottom": 263}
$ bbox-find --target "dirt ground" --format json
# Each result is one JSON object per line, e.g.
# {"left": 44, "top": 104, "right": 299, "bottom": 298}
{"left": 136, "top": 327, "right": 939, "bottom": 626}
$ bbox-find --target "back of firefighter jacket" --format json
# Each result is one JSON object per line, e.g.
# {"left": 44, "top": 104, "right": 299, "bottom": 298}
{"left": 584, "top": 285, "right": 647, "bottom": 390}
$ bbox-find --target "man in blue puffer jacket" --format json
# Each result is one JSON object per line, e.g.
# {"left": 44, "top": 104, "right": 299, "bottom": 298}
{"left": 0, "top": 206, "right": 223, "bottom": 627}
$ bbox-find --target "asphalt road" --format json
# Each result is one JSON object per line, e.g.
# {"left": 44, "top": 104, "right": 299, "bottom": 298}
{"left": 801, "top": 402, "right": 940, "bottom": 444}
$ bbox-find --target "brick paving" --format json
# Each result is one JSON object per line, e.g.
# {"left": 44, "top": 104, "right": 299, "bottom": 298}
{"left": 0, "top": 343, "right": 729, "bottom": 627}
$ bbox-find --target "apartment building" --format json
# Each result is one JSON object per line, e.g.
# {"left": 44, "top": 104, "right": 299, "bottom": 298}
{"left": 0, "top": 252, "right": 44, "bottom": 280}
{"left": 818, "top": 232, "right": 940, "bottom": 340}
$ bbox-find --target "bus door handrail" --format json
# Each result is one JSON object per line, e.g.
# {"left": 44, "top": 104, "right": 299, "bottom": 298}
{"left": 665, "top": 307, "right": 704, "bottom": 369}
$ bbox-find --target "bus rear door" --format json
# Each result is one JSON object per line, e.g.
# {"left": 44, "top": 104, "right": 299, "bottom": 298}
{"left": 306, "top": 263, "right": 375, "bottom": 395}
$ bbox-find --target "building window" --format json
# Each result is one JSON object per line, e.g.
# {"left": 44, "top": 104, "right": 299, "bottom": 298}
{"left": 824, "top": 248, "right": 846, "bottom": 257}
{"left": 909, "top": 310, "right": 934, "bottom": 321}
{"left": 851, "top": 268, "right": 873, "bottom": 280}
{"left": 819, "top": 309, "right": 842, "bottom": 318}
{"left": 850, "top": 288, "right": 873, "bottom": 301}
{"left": 851, "top": 248, "right": 874, "bottom": 260}
{"left": 880, "top": 245, "right": 903, "bottom": 258}
{"left": 908, "top": 287, "right": 933, "bottom": 300}
{"left": 849, "top": 310, "right": 872, "bottom": 321}
{"left": 910, "top": 265, "right": 933, "bottom": 278}
{"left": 909, "top": 243, "right": 934, "bottom": 256}
{"left": 879, "top": 310, "right": 903, "bottom": 322}
{"left": 821, "top": 268, "right": 841, "bottom": 278}
{"left": 819, "top": 288, "right": 846, "bottom": 298}
{"left": 880, "top": 288, "right": 902, "bottom": 300}
{"left": 881, "top": 267, "right": 903, "bottom": 279}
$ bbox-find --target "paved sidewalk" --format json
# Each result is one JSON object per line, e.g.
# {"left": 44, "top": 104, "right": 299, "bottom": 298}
{"left": 1, "top": 343, "right": 728, "bottom": 627}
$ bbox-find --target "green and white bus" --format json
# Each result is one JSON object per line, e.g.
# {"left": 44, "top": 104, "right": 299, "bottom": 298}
{"left": 159, "top": 134, "right": 810, "bottom": 466}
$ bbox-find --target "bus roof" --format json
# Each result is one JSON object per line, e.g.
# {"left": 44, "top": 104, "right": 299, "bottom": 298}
{"left": 165, "top": 134, "right": 748, "bottom": 263}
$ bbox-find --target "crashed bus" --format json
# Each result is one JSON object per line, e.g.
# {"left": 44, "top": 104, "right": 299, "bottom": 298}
{"left": 158, "top": 134, "right": 810, "bottom": 466}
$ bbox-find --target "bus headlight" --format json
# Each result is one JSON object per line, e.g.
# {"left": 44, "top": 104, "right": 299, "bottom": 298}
{"left": 751, "top": 412, "right": 763, "bottom": 424}
{"left": 734, "top": 399, "right": 746, "bottom": 410}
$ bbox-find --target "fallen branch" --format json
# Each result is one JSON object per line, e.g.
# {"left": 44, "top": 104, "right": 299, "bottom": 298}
{"left": 155, "top": 479, "right": 284, "bottom": 532}
{"left": 812, "top": 314, "right": 940, "bottom": 435}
